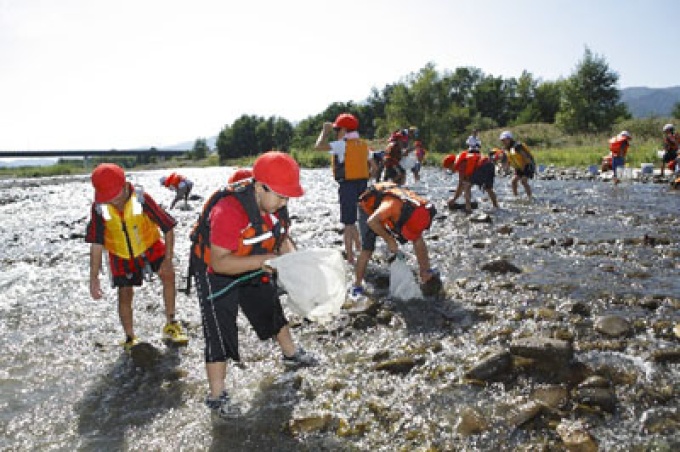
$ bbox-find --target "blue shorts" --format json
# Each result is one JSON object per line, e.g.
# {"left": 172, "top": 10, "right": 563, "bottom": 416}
{"left": 611, "top": 156, "right": 625, "bottom": 175}
{"left": 338, "top": 179, "right": 367, "bottom": 225}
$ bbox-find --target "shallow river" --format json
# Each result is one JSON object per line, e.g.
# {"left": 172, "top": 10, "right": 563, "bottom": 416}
{"left": 1, "top": 166, "right": 678, "bottom": 451}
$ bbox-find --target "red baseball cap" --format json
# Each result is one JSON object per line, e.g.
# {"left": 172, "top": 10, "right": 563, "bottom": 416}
{"left": 252, "top": 151, "right": 304, "bottom": 198}
{"left": 401, "top": 206, "right": 431, "bottom": 241}
{"left": 91, "top": 163, "right": 126, "bottom": 203}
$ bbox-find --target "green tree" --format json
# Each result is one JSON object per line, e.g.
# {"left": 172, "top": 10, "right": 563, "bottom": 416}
{"left": 192, "top": 138, "right": 209, "bottom": 160}
{"left": 556, "top": 47, "right": 630, "bottom": 133}
{"left": 672, "top": 101, "right": 680, "bottom": 119}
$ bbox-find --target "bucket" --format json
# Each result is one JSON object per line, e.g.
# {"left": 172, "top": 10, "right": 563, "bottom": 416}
{"left": 641, "top": 163, "right": 654, "bottom": 175}
{"left": 657, "top": 150, "right": 665, "bottom": 159}
{"left": 588, "top": 165, "right": 598, "bottom": 176}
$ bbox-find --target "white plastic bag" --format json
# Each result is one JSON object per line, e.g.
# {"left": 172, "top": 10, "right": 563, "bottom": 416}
{"left": 389, "top": 258, "right": 422, "bottom": 300}
{"left": 266, "top": 248, "right": 346, "bottom": 322}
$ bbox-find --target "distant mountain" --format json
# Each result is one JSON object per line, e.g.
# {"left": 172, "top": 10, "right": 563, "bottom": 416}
{"left": 0, "top": 158, "right": 58, "bottom": 168}
{"left": 160, "top": 136, "right": 217, "bottom": 151}
{"left": 621, "top": 86, "right": 680, "bottom": 118}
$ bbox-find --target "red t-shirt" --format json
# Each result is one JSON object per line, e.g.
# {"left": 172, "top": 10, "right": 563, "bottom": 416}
{"left": 209, "top": 196, "right": 275, "bottom": 252}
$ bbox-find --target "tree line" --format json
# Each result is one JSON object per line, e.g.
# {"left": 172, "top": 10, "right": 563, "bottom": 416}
{"left": 207, "top": 48, "right": 633, "bottom": 161}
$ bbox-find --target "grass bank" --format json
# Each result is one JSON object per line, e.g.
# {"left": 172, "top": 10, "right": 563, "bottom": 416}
{"left": 2, "top": 118, "right": 674, "bottom": 178}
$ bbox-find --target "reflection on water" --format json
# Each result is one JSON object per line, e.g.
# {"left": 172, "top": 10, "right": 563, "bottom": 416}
{"left": 0, "top": 167, "right": 678, "bottom": 450}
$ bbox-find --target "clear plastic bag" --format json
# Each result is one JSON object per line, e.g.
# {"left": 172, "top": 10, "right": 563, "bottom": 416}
{"left": 266, "top": 248, "right": 346, "bottom": 322}
{"left": 389, "top": 258, "right": 422, "bottom": 300}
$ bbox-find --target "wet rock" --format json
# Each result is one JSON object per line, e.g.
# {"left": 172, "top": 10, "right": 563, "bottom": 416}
{"left": 286, "top": 414, "right": 334, "bottom": 436}
{"left": 374, "top": 357, "right": 417, "bottom": 375}
{"left": 594, "top": 315, "right": 631, "bottom": 337}
{"left": 129, "top": 342, "right": 161, "bottom": 369}
{"left": 421, "top": 275, "right": 443, "bottom": 297}
{"left": 345, "top": 297, "right": 378, "bottom": 316}
{"left": 510, "top": 337, "right": 573, "bottom": 363}
{"left": 504, "top": 400, "right": 543, "bottom": 428}
{"left": 497, "top": 225, "right": 513, "bottom": 235}
{"left": 375, "top": 309, "right": 393, "bottom": 325}
{"left": 556, "top": 419, "right": 598, "bottom": 452}
{"left": 579, "top": 375, "right": 610, "bottom": 388}
{"left": 561, "top": 237, "right": 575, "bottom": 247}
{"left": 651, "top": 348, "right": 680, "bottom": 363}
{"left": 532, "top": 385, "right": 568, "bottom": 409}
{"left": 481, "top": 259, "right": 522, "bottom": 274}
{"left": 469, "top": 213, "right": 492, "bottom": 223}
{"left": 574, "top": 386, "right": 616, "bottom": 413}
{"left": 455, "top": 406, "right": 488, "bottom": 436}
{"left": 464, "top": 349, "right": 513, "bottom": 381}
{"left": 640, "top": 407, "right": 680, "bottom": 435}
{"left": 351, "top": 314, "right": 377, "bottom": 330}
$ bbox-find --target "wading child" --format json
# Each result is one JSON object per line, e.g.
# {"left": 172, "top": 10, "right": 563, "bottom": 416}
{"left": 86, "top": 163, "right": 188, "bottom": 350}
{"left": 190, "top": 151, "right": 317, "bottom": 419}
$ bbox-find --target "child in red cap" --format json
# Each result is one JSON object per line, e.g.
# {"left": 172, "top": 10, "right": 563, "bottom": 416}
{"left": 85, "top": 163, "right": 188, "bottom": 350}
{"left": 189, "top": 151, "right": 317, "bottom": 419}
{"left": 352, "top": 182, "right": 441, "bottom": 298}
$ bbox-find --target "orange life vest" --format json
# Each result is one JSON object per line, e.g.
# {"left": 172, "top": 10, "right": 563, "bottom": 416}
{"left": 461, "top": 152, "right": 483, "bottom": 177}
{"left": 164, "top": 172, "right": 185, "bottom": 188}
{"left": 332, "top": 138, "right": 370, "bottom": 181}
{"left": 100, "top": 189, "right": 161, "bottom": 259}
{"left": 609, "top": 136, "right": 629, "bottom": 157}
{"left": 189, "top": 181, "right": 290, "bottom": 269}
{"left": 358, "top": 182, "right": 436, "bottom": 244}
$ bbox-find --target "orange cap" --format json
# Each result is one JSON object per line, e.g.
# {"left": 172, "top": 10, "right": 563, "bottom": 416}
{"left": 401, "top": 206, "right": 431, "bottom": 241}
{"left": 253, "top": 151, "right": 304, "bottom": 198}
{"left": 228, "top": 168, "right": 253, "bottom": 184}
{"left": 91, "top": 163, "right": 126, "bottom": 203}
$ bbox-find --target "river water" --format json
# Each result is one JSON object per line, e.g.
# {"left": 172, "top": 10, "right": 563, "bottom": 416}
{"left": 0, "top": 166, "right": 678, "bottom": 451}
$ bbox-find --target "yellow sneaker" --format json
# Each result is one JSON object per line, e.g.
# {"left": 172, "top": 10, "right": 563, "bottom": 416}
{"left": 120, "top": 336, "right": 140, "bottom": 351}
{"left": 163, "top": 321, "right": 189, "bottom": 345}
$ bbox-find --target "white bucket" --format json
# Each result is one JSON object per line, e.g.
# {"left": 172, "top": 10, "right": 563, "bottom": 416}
{"left": 657, "top": 150, "right": 665, "bottom": 159}
{"left": 641, "top": 163, "right": 654, "bottom": 175}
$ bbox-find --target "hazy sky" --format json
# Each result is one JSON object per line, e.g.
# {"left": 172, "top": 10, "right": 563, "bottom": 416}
{"left": 1, "top": 0, "right": 677, "bottom": 151}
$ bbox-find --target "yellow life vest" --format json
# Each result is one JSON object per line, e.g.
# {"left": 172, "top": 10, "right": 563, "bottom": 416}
{"left": 332, "top": 138, "right": 370, "bottom": 181}
{"left": 101, "top": 191, "right": 161, "bottom": 259}
{"left": 506, "top": 143, "right": 534, "bottom": 169}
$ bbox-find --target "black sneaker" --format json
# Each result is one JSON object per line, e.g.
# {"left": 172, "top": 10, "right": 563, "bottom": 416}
{"left": 283, "top": 348, "right": 319, "bottom": 369}
{"left": 205, "top": 390, "right": 240, "bottom": 419}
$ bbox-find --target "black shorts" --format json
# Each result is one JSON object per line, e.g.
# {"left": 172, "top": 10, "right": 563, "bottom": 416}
{"left": 111, "top": 255, "right": 164, "bottom": 287}
{"left": 384, "top": 165, "right": 406, "bottom": 184}
{"left": 663, "top": 150, "right": 678, "bottom": 163}
{"left": 470, "top": 161, "right": 495, "bottom": 189}
{"left": 515, "top": 163, "right": 535, "bottom": 179}
{"left": 193, "top": 262, "right": 288, "bottom": 363}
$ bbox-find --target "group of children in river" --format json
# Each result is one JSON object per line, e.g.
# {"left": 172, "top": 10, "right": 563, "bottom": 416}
{"left": 84, "top": 113, "right": 680, "bottom": 420}
{"left": 600, "top": 124, "right": 680, "bottom": 186}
